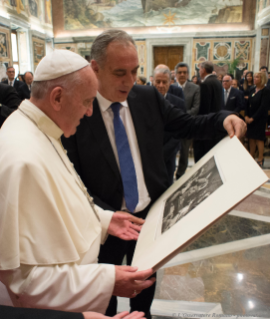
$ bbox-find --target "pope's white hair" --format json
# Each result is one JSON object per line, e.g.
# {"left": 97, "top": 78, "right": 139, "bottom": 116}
{"left": 31, "top": 66, "right": 88, "bottom": 100}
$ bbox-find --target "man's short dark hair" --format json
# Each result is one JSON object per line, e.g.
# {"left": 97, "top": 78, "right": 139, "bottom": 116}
{"left": 200, "top": 61, "right": 214, "bottom": 74}
{"left": 260, "top": 66, "right": 268, "bottom": 72}
{"left": 175, "top": 62, "right": 189, "bottom": 74}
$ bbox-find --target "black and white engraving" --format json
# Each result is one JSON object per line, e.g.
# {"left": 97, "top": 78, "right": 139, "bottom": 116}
{"left": 162, "top": 157, "right": 223, "bottom": 234}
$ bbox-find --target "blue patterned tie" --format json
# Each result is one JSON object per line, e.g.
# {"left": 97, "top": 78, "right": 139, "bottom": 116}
{"left": 111, "top": 102, "right": 138, "bottom": 213}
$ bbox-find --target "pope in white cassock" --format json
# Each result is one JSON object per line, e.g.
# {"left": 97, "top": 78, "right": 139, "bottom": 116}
{"left": 0, "top": 50, "right": 155, "bottom": 316}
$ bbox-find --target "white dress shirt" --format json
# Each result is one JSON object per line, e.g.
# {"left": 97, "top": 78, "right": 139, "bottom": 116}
{"left": 96, "top": 92, "right": 151, "bottom": 213}
{"left": 177, "top": 81, "right": 187, "bottom": 89}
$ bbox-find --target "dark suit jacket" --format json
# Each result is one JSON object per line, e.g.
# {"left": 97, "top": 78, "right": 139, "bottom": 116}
{"left": 267, "top": 79, "right": 270, "bottom": 89}
{"left": 0, "top": 305, "right": 83, "bottom": 319}
{"left": 3, "top": 79, "right": 30, "bottom": 100}
{"left": 0, "top": 83, "right": 22, "bottom": 127}
{"left": 199, "top": 74, "right": 223, "bottom": 115}
{"left": 222, "top": 87, "right": 243, "bottom": 113}
{"left": 62, "top": 85, "right": 231, "bottom": 212}
{"left": 168, "top": 84, "right": 185, "bottom": 101}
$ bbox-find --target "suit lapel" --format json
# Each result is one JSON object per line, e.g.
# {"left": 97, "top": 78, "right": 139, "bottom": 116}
{"left": 86, "top": 99, "right": 121, "bottom": 179}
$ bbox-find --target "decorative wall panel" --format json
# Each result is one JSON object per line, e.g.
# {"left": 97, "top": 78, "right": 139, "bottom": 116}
{"left": 0, "top": 26, "right": 12, "bottom": 67}
{"left": 213, "top": 42, "right": 232, "bottom": 61}
{"left": 135, "top": 41, "right": 147, "bottom": 77}
{"left": 32, "top": 36, "right": 45, "bottom": 70}
{"left": 54, "top": 43, "right": 78, "bottom": 53}
{"left": 192, "top": 38, "right": 254, "bottom": 79}
{"left": 195, "top": 42, "right": 210, "bottom": 62}
{"left": 235, "top": 41, "right": 250, "bottom": 60}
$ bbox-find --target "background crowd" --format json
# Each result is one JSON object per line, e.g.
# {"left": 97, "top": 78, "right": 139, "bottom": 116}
{"left": 137, "top": 63, "right": 270, "bottom": 171}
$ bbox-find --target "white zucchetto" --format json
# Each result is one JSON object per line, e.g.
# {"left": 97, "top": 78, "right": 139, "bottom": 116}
{"left": 34, "top": 49, "right": 89, "bottom": 81}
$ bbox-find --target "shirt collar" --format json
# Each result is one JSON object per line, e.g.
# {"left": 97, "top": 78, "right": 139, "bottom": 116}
{"left": 96, "top": 91, "right": 128, "bottom": 113}
{"left": 19, "top": 99, "right": 63, "bottom": 140}
{"left": 204, "top": 74, "right": 213, "bottom": 81}
{"left": 178, "top": 81, "right": 187, "bottom": 89}
{"left": 224, "top": 87, "right": 231, "bottom": 94}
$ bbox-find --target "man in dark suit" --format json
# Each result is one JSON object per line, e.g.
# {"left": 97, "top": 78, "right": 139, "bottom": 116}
{"left": 3, "top": 66, "right": 30, "bottom": 100}
{"left": 155, "top": 64, "right": 185, "bottom": 100}
{"left": 173, "top": 62, "right": 200, "bottom": 179}
{"left": 62, "top": 30, "right": 246, "bottom": 319}
{"left": 0, "top": 83, "right": 22, "bottom": 127}
{"left": 24, "top": 71, "right": 34, "bottom": 96}
{"left": 193, "top": 61, "right": 224, "bottom": 162}
{"left": 222, "top": 75, "right": 243, "bottom": 113}
{"left": 153, "top": 66, "right": 186, "bottom": 185}
{"left": 168, "top": 83, "right": 185, "bottom": 100}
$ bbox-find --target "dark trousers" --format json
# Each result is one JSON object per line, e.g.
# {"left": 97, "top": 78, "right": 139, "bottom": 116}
{"left": 98, "top": 208, "right": 156, "bottom": 319}
{"left": 176, "top": 139, "right": 192, "bottom": 179}
{"left": 165, "top": 149, "right": 179, "bottom": 186}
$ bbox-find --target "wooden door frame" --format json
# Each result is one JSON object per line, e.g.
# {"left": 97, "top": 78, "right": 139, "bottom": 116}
{"left": 146, "top": 37, "right": 193, "bottom": 79}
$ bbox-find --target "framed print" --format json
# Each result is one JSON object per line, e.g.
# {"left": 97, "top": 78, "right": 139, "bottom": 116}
{"left": 132, "top": 137, "right": 268, "bottom": 272}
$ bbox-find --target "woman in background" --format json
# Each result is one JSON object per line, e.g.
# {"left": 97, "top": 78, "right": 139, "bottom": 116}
{"left": 191, "top": 75, "right": 200, "bottom": 85}
{"left": 240, "top": 71, "right": 254, "bottom": 100}
{"left": 245, "top": 71, "right": 270, "bottom": 167}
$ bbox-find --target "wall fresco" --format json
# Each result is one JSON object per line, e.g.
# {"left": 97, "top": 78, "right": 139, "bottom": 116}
{"left": 63, "top": 0, "right": 243, "bottom": 31}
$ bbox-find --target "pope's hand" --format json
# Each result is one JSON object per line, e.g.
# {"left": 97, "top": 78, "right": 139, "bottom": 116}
{"left": 83, "top": 311, "right": 146, "bottom": 319}
{"left": 108, "top": 212, "right": 144, "bottom": 241}
{"left": 113, "top": 266, "right": 155, "bottom": 298}
{"left": 223, "top": 114, "right": 247, "bottom": 138}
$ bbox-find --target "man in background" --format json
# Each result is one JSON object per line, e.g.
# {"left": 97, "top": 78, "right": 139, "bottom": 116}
{"left": 153, "top": 66, "right": 186, "bottom": 184}
{"left": 174, "top": 62, "right": 200, "bottom": 179}
{"left": 0, "top": 82, "right": 21, "bottom": 127}
{"left": 146, "top": 75, "right": 153, "bottom": 86}
{"left": 24, "top": 71, "right": 34, "bottom": 94}
{"left": 222, "top": 75, "right": 243, "bottom": 113}
{"left": 3, "top": 66, "right": 30, "bottom": 100}
{"left": 193, "top": 61, "right": 224, "bottom": 162}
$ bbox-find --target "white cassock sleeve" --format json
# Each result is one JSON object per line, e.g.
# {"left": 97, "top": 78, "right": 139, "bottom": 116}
{"left": 95, "top": 205, "right": 114, "bottom": 244}
{"left": 0, "top": 262, "right": 115, "bottom": 314}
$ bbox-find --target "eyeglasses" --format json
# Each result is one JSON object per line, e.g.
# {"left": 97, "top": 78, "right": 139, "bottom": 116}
{"left": 222, "top": 80, "right": 230, "bottom": 82}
